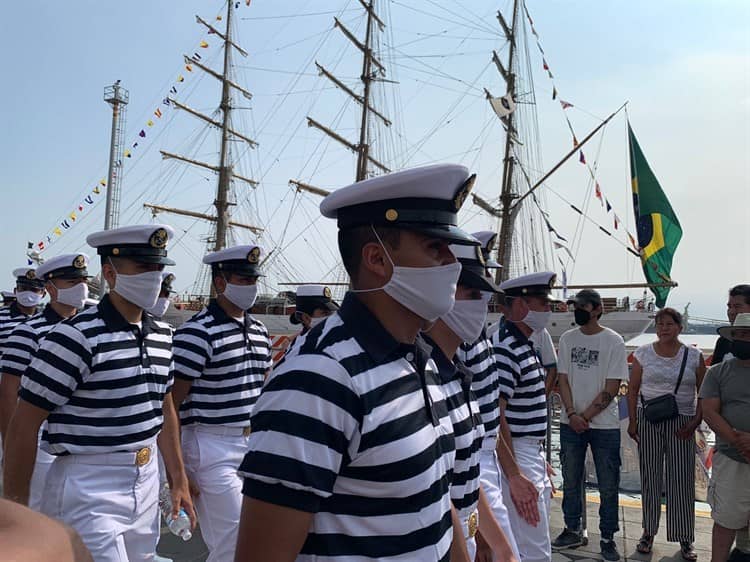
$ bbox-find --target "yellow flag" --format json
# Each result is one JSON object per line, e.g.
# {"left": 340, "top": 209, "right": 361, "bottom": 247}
{"left": 94, "top": 187, "right": 101, "bottom": 194}
{"left": 200, "top": 41, "right": 209, "bottom": 48}
{"left": 99, "top": 179, "right": 106, "bottom": 186}
{"left": 53, "top": 227, "right": 62, "bottom": 236}
{"left": 185, "top": 64, "right": 193, "bottom": 72}
{"left": 69, "top": 212, "right": 77, "bottom": 222}
{"left": 177, "top": 75, "right": 185, "bottom": 83}
{"left": 124, "top": 149, "right": 132, "bottom": 157}
{"left": 147, "top": 120, "right": 154, "bottom": 127}
{"left": 216, "top": 15, "right": 222, "bottom": 21}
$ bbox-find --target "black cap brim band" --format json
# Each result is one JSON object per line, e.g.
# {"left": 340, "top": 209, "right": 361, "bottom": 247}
{"left": 215, "top": 262, "right": 263, "bottom": 277}
{"left": 98, "top": 246, "right": 175, "bottom": 266}
{"left": 295, "top": 297, "right": 339, "bottom": 316}
{"left": 45, "top": 268, "right": 91, "bottom": 280}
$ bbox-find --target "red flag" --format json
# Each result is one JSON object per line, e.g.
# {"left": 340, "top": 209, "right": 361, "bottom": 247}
{"left": 542, "top": 58, "right": 549, "bottom": 71}
{"left": 628, "top": 232, "right": 638, "bottom": 251}
{"left": 37, "top": 241, "right": 44, "bottom": 250}
{"left": 595, "top": 182, "right": 604, "bottom": 205}
{"left": 560, "top": 100, "right": 573, "bottom": 110}
{"left": 579, "top": 150, "right": 586, "bottom": 164}
{"left": 572, "top": 135, "right": 579, "bottom": 148}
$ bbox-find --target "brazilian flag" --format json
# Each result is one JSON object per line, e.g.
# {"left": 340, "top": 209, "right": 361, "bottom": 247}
{"left": 628, "top": 123, "right": 682, "bottom": 308}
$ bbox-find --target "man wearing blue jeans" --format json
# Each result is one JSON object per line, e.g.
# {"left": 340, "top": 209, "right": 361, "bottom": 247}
{"left": 552, "top": 289, "right": 629, "bottom": 561}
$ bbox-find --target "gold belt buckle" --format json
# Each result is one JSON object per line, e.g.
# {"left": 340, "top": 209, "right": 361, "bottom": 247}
{"left": 468, "top": 511, "right": 478, "bottom": 538}
{"left": 242, "top": 426, "right": 252, "bottom": 437}
{"left": 135, "top": 447, "right": 151, "bottom": 467}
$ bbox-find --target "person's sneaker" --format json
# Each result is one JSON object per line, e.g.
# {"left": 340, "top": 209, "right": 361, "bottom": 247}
{"left": 552, "top": 528, "right": 583, "bottom": 550}
{"left": 600, "top": 539, "right": 621, "bottom": 561}
{"left": 728, "top": 548, "right": 750, "bottom": 562}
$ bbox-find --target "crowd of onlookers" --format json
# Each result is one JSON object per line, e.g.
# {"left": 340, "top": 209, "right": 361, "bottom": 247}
{"left": 551, "top": 284, "right": 750, "bottom": 562}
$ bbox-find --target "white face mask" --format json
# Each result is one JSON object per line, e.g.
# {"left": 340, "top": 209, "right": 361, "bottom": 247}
{"left": 522, "top": 309, "right": 552, "bottom": 331}
{"left": 147, "top": 297, "right": 171, "bottom": 318}
{"left": 16, "top": 291, "right": 43, "bottom": 308}
{"left": 222, "top": 283, "right": 258, "bottom": 311}
{"left": 442, "top": 297, "right": 488, "bottom": 343}
{"left": 55, "top": 283, "right": 89, "bottom": 309}
{"left": 308, "top": 316, "right": 326, "bottom": 329}
{"left": 109, "top": 261, "right": 162, "bottom": 310}
{"left": 353, "top": 227, "right": 461, "bottom": 323}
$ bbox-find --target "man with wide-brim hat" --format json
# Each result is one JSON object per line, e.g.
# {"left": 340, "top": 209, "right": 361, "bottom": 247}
{"left": 701, "top": 312, "right": 750, "bottom": 561}
{"left": 3, "top": 224, "right": 195, "bottom": 560}
{"left": 236, "top": 164, "right": 481, "bottom": 561}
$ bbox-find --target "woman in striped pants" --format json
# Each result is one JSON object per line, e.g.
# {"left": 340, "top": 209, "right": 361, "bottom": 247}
{"left": 627, "top": 308, "right": 706, "bottom": 561}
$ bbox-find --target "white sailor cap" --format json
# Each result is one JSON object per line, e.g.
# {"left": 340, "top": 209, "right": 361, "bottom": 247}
{"left": 87, "top": 224, "right": 175, "bottom": 265}
{"left": 36, "top": 254, "right": 91, "bottom": 281}
{"left": 500, "top": 271, "right": 557, "bottom": 299}
{"left": 2, "top": 290, "right": 16, "bottom": 300}
{"left": 160, "top": 271, "right": 177, "bottom": 294}
{"left": 450, "top": 243, "right": 503, "bottom": 294}
{"left": 203, "top": 245, "right": 264, "bottom": 277}
{"left": 291, "top": 284, "right": 339, "bottom": 324}
{"left": 319, "top": 164, "right": 480, "bottom": 245}
{"left": 12, "top": 267, "right": 44, "bottom": 289}
{"left": 472, "top": 230, "right": 501, "bottom": 268}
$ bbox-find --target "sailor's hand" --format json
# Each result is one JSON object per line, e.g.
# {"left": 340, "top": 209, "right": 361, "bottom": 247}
{"left": 475, "top": 531, "right": 493, "bottom": 562}
{"left": 508, "top": 473, "right": 540, "bottom": 527}
{"left": 170, "top": 474, "right": 198, "bottom": 530}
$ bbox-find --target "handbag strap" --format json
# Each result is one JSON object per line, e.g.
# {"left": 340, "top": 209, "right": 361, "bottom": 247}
{"left": 673, "top": 346, "right": 689, "bottom": 394}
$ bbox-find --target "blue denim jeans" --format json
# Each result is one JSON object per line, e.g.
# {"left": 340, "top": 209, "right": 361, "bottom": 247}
{"left": 559, "top": 424, "right": 621, "bottom": 538}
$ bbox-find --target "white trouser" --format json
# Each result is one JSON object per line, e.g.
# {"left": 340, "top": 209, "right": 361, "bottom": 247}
{"left": 29, "top": 448, "right": 56, "bottom": 511}
{"left": 41, "top": 442, "right": 160, "bottom": 562}
{"left": 182, "top": 425, "right": 250, "bottom": 562}
{"left": 479, "top": 444, "right": 521, "bottom": 560}
{"left": 501, "top": 438, "right": 551, "bottom": 562}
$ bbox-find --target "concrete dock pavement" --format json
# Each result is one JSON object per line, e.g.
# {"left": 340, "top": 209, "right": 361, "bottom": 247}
{"left": 155, "top": 492, "right": 715, "bottom": 561}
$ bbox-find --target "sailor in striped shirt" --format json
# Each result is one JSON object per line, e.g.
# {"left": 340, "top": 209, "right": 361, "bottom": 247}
{"left": 3, "top": 224, "right": 195, "bottom": 561}
{"left": 236, "top": 164, "right": 479, "bottom": 561}
{"left": 285, "top": 284, "right": 339, "bottom": 356}
{"left": 492, "top": 271, "right": 557, "bottom": 562}
{"left": 170, "top": 244, "right": 271, "bottom": 562}
{"left": 0, "top": 267, "right": 45, "bottom": 347}
{"left": 424, "top": 241, "right": 519, "bottom": 561}
{"left": 0, "top": 253, "right": 91, "bottom": 510}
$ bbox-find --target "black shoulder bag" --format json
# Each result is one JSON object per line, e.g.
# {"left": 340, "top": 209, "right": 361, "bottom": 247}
{"left": 640, "top": 346, "right": 689, "bottom": 423}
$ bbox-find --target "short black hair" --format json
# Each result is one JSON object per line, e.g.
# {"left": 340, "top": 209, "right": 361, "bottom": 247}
{"left": 729, "top": 284, "right": 750, "bottom": 305}
{"left": 655, "top": 307, "right": 682, "bottom": 325}
{"left": 338, "top": 226, "right": 400, "bottom": 285}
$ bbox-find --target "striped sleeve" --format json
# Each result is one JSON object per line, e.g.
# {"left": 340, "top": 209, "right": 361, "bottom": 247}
{"left": 18, "top": 323, "right": 92, "bottom": 412}
{"left": 171, "top": 321, "right": 212, "bottom": 380}
{"left": 495, "top": 345, "right": 521, "bottom": 402}
{"left": 239, "top": 352, "right": 361, "bottom": 513}
{"left": 0, "top": 323, "right": 38, "bottom": 378}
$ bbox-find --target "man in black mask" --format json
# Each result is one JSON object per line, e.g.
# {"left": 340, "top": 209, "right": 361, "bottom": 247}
{"left": 700, "top": 313, "right": 750, "bottom": 562}
{"left": 552, "top": 289, "right": 629, "bottom": 561}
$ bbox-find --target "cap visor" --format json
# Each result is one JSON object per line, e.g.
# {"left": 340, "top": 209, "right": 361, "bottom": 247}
{"left": 402, "top": 224, "right": 480, "bottom": 246}
{"left": 717, "top": 326, "right": 734, "bottom": 341}
{"left": 323, "top": 301, "right": 339, "bottom": 311}
{"left": 127, "top": 255, "right": 176, "bottom": 266}
{"left": 459, "top": 269, "right": 504, "bottom": 294}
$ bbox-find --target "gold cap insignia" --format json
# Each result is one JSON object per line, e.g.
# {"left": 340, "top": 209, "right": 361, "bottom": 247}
{"left": 247, "top": 247, "right": 260, "bottom": 264}
{"left": 73, "top": 255, "right": 86, "bottom": 269}
{"left": 25, "top": 270, "right": 36, "bottom": 280}
{"left": 385, "top": 209, "right": 399, "bottom": 222}
{"left": 149, "top": 228, "right": 168, "bottom": 249}
{"left": 112, "top": 248, "right": 120, "bottom": 256}
{"left": 323, "top": 286, "right": 332, "bottom": 299}
{"left": 453, "top": 174, "right": 476, "bottom": 211}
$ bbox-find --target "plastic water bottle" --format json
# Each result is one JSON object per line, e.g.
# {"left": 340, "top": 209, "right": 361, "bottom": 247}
{"left": 158, "top": 484, "right": 192, "bottom": 541}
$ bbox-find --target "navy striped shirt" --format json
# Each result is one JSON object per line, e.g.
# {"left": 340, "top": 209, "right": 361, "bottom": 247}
{"left": 239, "top": 293, "right": 456, "bottom": 561}
{"left": 492, "top": 322, "right": 548, "bottom": 438}
{"left": 0, "top": 302, "right": 34, "bottom": 348}
{"left": 18, "top": 295, "right": 173, "bottom": 455}
{"left": 1, "top": 306, "right": 65, "bottom": 378}
{"left": 458, "top": 331, "right": 501, "bottom": 439}
{"left": 426, "top": 336, "right": 484, "bottom": 522}
{"left": 171, "top": 300, "right": 271, "bottom": 426}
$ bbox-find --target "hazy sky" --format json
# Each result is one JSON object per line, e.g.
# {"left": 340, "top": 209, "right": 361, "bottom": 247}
{"left": 1, "top": 0, "right": 748, "bottom": 321}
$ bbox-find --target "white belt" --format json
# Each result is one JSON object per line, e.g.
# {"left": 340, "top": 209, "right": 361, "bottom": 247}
{"left": 59, "top": 442, "right": 156, "bottom": 467}
{"left": 189, "top": 424, "right": 251, "bottom": 437}
{"left": 480, "top": 434, "right": 498, "bottom": 451}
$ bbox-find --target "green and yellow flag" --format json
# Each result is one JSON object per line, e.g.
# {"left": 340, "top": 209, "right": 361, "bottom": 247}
{"left": 628, "top": 122, "right": 682, "bottom": 308}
